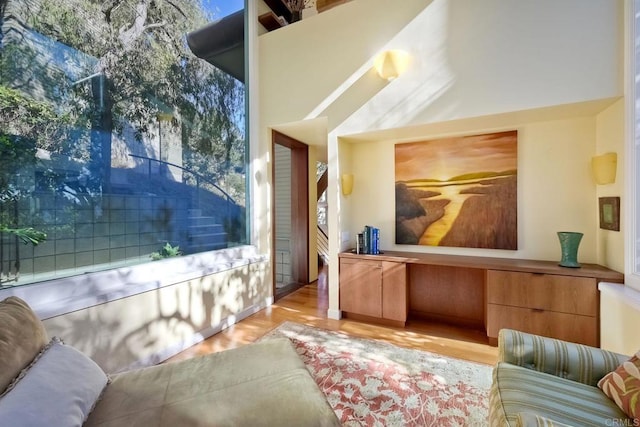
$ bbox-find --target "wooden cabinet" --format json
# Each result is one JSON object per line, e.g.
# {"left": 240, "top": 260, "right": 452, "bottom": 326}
{"left": 486, "top": 270, "right": 599, "bottom": 346}
{"left": 338, "top": 250, "right": 623, "bottom": 344}
{"left": 339, "top": 257, "right": 382, "bottom": 318}
{"left": 381, "top": 261, "right": 408, "bottom": 322}
{"left": 339, "top": 257, "right": 407, "bottom": 325}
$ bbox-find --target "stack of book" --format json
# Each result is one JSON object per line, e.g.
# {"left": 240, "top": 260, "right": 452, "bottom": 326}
{"left": 356, "top": 225, "right": 380, "bottom": 255}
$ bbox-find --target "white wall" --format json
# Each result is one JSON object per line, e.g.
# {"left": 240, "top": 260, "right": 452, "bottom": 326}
{"left": 259, "top": 0, "right": 624, "bottom": 317}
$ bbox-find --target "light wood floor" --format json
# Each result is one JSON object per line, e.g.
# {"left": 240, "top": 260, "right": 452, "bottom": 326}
{"left": 167, "top": 274, "right": 499, "bottom": 366}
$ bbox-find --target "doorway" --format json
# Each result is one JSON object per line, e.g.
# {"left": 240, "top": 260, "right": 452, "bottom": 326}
{"left": 272, "top": 130, "right": 309, "bottom": 300}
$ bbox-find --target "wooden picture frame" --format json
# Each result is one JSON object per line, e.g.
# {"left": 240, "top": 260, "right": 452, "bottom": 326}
{"left": 599, "top": 197, "right": 620, "bottom": 231}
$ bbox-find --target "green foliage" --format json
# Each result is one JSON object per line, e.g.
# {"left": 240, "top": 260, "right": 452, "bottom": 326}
{"left": 0, "top": 85, "right": 72, "bottom": 148}
{"left": 24, "top": 0, "right": 246, "bottom": 192}
{"left": 1, "top": 0, "right": 247, "bottom": 247}
{"left": 0, "top": 226, "right": 47, "bottom": 246}
{"left": 150, "top": 242, "right": 182, "bottom": 261}
{"left": 0, "top": 86, "right": 80, "bottom": 207}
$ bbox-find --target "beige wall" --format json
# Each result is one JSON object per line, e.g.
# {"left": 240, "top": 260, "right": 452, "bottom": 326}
{"left": 43, "top": 262, "right": 269, "bottom": 373}
{"left": 600, "top": 283, "right": 640, "bottom": 355}
{"left": 342, "top": 112, "right": 605, "bottom": 262}
{"left": 595, "top": 100, "right": 625, "bottom": 271}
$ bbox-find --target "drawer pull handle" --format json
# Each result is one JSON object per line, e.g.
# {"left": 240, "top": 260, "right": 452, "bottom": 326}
{"left": 531, "top": 308, "right": 544, "bottom": 313}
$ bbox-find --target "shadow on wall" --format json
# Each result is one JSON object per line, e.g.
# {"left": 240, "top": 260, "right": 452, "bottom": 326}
{"left": 43, "top": 262, "right": 269, "bottom": 373}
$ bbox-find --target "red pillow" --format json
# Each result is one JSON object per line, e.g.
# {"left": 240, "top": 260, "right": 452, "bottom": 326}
{"left": 598, "top": 352, "right": 640, "bottom": 421}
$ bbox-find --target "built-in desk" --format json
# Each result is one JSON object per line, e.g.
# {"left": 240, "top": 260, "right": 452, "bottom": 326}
{"left": 338, "top": 251, "right": 624, "bottom": 346}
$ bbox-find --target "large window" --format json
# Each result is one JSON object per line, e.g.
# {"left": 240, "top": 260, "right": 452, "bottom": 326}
{"left": 0, "top": 0, "right": 247, "bottom": 287}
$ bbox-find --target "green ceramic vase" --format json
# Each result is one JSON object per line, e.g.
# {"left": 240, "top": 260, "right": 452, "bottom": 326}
{"left": 557, "top": 231, "right": 583, "bottom": 268}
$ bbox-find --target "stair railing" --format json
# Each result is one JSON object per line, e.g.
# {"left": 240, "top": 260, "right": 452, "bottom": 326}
{"left": 317, "top": 225, "right": 329, "bottom": 264}
{"left": 128, "top": 154, "right": 237, "bottom": 223}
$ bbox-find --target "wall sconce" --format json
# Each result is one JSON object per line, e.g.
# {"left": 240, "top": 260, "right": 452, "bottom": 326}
{"left": 341, "top": 174, "right": 354, "bottom": 196}
{"left": 591, "top": 152, "right": 617, "bottom": 185}
{"left": 374, "top": 50, "right": 410, "bottom": 81}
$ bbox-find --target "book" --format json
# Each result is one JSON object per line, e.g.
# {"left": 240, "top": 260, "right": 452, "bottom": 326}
{"left": 356, "top": 233, "right": 364, "bottom": 254}
{"left": 371, "top": 227, "right": 379, "bottom": 255}
{"left": 363, "top": 226, "right": 371, "bottom": 254}
{"left": 359, "top": 225, "right": 380, "bottom": 255}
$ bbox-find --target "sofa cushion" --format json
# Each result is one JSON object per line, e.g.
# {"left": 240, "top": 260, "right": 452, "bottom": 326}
{"left": 598, "top": 351, "right": 640, "bottom": 421}
{"left": 0, "top": 338, "right": 109, "bottom": 427}
{"left": 85, "top": 337, "right": 340, "bottom": 427}
{"left": 491, "top": 361, "right": 629, "bottom": 426}
{"left": 0, "top": 296, "right": 48, "bottom": 393}
{"left": 516, "top": 413, "right": 576, "bottom": 427}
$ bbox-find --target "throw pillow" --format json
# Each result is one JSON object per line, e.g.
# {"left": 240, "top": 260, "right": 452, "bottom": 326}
{"left": 0, "top": 296, "right": 49, "bottom": 394}
{"left": 598, "top": 351, "right": 640, "bottom": 421}
{"left": 0, "top": 338, "right": 109, "bottom": 427}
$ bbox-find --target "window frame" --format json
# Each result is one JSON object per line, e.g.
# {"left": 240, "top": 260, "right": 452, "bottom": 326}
{"left": 626, "top": 0, "right": 640, "bottom": 290}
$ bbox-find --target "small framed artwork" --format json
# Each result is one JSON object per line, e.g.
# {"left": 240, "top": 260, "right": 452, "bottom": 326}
{"left": 599, "top": 197, "right": 620, "bottom": 231}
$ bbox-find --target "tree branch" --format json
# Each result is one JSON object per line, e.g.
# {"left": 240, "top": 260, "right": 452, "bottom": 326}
{"left": 163, "top": 0, "right": 187, "bottom": 19}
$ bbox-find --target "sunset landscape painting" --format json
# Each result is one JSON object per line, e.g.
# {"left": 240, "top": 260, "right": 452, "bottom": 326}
{"left": 395, "top": 130, "right": 518, "bottom": 249}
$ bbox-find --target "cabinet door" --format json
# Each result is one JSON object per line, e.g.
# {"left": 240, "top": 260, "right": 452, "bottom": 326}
{"left": 382, "top": 261, "right": 407, "bottom": 322}
{"left": 486, "top": 270, "right": 597, "bottom": 316}
{"left": 487, "top": 304, "right": 598, "bottom": 347}
{"left": 339, "top": 258, "right": 382, "bottom": 317}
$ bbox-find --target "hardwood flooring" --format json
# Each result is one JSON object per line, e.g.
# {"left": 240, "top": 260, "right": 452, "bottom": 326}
{"left": 166, "top": 272, "right": 499, "bottom": 366}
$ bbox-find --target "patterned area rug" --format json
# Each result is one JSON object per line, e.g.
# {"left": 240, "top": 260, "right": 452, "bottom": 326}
{"left": 260, "top": 321, "right": 492, "bottom": 427}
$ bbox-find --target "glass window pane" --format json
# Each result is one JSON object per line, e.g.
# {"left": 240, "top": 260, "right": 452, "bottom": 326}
{"left": 0, "top": 0, "right": 247, "bottom": 287}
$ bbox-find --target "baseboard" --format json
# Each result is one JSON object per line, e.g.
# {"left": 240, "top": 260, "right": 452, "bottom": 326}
{"left": 121, "top": 298, "right": 273, "bottom": 373}
{"left": 327, "top": 308, "right": 342, "bottom": 320}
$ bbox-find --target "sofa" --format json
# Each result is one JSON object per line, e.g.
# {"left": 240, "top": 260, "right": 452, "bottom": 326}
{"left": 0, "top": 296, "right": 340, "bottom": 427}
{"left": 489, "top": 328, "right": 634, "bottom": 426}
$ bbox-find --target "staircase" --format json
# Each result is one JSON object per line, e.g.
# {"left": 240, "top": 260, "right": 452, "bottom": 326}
{"left": 185, "top": 209, "right": 228, "bottom": 253}
{"left": 317, "top": 168, "right": 329, "bottom": 264}
{"left": 317, "top": 225, "right": 329, "bottom": 265}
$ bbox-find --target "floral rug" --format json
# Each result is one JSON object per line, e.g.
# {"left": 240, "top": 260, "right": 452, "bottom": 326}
{"left": 260, "top": 321, "right": 492, "bottom": 427}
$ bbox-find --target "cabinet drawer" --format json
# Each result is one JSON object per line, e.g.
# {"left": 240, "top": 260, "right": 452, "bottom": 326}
{"left": 486, "top": 270, "right": 597, "bottom": 316}
{"left": 487, "top": 304, "right": 597, "bottom": 346}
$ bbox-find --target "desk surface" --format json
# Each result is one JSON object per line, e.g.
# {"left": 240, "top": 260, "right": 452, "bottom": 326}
{"left": 339, "top": 250, "right": 624, "bottom": 282}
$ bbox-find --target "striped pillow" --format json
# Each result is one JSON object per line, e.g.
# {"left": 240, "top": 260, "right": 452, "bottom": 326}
{"left": 598, "top": 351, "right": 640, "bottom": 422}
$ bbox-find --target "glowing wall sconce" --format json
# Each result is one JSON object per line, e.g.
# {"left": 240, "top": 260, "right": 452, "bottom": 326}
{"left": 591, "top": 152, "right": 617, "bottom": 185}
{"left": 341, "top": 174, "right": 354, "bottom": 196}
{"left": 374, "top": 50, "right": 410, "bottom": 81}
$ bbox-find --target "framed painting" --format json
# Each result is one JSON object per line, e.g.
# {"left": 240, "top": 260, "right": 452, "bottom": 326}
{"left": 599, "top": 197, "right": 620, "bottom": 231}
{"left": 395, "top": 130, "right": 518, "bottom": 249}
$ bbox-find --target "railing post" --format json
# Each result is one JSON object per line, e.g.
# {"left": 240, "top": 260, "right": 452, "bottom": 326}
{"left": 196, "top": 177, "right": 200, "bottom": 209}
